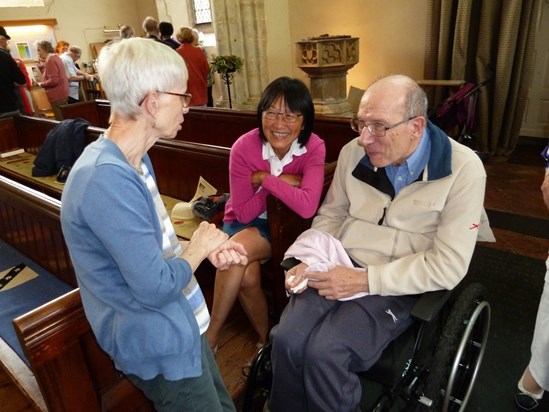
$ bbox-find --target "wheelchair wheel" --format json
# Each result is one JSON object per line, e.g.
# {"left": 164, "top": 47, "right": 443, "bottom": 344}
{"left": 242, "top": 344, "right": 272, "bottom": 412}
{"left": 422, "top": 283, "right": 490, "bottom": 411}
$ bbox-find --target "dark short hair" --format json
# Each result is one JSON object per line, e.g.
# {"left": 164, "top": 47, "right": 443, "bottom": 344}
{"left": 256, "top": 77, "right": 315, "bottom": 146}
{"left": 159, "top": 22, "right": 174, "bottom": 37}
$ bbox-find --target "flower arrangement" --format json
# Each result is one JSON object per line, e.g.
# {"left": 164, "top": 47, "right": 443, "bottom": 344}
{"left": 209, "top": 54, "right": 244, "bottom": 75}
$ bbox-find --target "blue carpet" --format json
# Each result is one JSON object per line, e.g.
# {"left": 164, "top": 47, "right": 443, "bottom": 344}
{"left": 0, "top": 240, "right": 72, "bottom": 365}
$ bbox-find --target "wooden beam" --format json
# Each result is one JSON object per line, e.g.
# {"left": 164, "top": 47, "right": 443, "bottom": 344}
{"left": 0, "top": 19, "right": 58, "bottom": 27}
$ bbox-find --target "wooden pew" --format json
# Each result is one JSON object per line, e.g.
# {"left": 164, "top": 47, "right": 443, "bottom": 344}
{"left": 0, "top": 115, "right": 337, "bottom": 316}
{"left": 0, "top": 116, "right": 230, "bottom": 203}
{"left": 60, "top": 102, "right": 356, "bottom": 162}
{"left": 0, "top": 116, "right": 336, "bottom": 410}
{"left": 59, "top": 99, "right": 111, "bottom": 129}
{"left": 0, "top": 175, "right": 153, "bottom": 411}
{"left": 13, "top": 288, "right": 154, "bottom": 412}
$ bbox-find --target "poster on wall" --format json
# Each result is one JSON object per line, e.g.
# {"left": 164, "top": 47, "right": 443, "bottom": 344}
{"left": 16, "top": 42, "right": 31, "bottom": 60}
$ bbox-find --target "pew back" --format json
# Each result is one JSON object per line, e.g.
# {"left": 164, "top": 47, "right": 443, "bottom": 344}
{"left": 60, "top": 102, "right": 356, "bottom": 162}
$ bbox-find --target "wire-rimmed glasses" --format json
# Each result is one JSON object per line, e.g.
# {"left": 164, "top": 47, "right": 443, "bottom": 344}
{"left": 350, "top": 116, "right": 417, "bottom": 137}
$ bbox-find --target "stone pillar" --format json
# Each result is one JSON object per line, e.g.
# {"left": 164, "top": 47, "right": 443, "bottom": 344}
{"left": 295, "top": 35, "right": 359, "bottom": 117}
{"left": 210, "top": 0, "right": 269, "bottom": 109}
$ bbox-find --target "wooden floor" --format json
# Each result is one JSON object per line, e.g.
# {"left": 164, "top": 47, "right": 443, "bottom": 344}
{"left": 1, "top": 138, "right": 548, "bottom": 411}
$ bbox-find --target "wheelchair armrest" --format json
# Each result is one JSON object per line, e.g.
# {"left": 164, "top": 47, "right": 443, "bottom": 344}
{"left": 280, "top": 257, "right": 302, "bottom": 271}
{"left": 410, "top": 289, "right": 453, "bottom": 323}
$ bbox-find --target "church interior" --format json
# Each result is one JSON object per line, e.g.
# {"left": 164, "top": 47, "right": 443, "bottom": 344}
{"left": 1, "top": 0, "right": 548, "bottom": 411}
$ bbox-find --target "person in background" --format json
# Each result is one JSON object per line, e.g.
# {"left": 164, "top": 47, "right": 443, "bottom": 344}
{"left": 159, "top": 22, "right": 180, "bottom": 50}
{"left": 34, "top": 40, "right": 69, "bottom": 120}
{"left": 192, "top": 29, "right": 213, "bottom": 107}
{"left": 175, "top": 27, "right": 209, "bottom": 107}
{"left": 0, "top": 26, "right": 26, "bottom": 118}
{"left": 60, "top": 38, "right": 246, "bottom": 412}
{"left": 119, "top": 25, "right": 135, "bottom": 39}
{"left": 13, "top": 55, "right": 34, "bottom": 115}
{"left": 55, "top": 40, "right": 70, "bottom": 55}
{"left": 205, "top": 77, "right": 326, "bottom": 377}
{"left": 60, "top": 45, "right": 96, "bottom": 103}
{"left": 515, "top": 143, "right": 549, "bottom": 410}
{"left": 142, "top": 16, "right": 161, "bottom": 42}
{"left": 269, "top": 75, "right": 494, "bottom": 411}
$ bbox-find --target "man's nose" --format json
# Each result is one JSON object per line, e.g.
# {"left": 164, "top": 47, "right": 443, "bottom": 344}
{"left": 358, "top": 127, "right": 375, "bottom": 146}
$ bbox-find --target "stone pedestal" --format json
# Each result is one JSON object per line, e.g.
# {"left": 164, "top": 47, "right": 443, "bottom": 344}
{"left": 296, "top": 35, "right": 359, "bottom": 117}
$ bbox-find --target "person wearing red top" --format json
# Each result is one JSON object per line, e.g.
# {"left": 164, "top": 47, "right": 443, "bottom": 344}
{"left": 205, "top": 77, "right": 326, "bottom": 377}
{"left": 175, "top": 27, "right": 209, "bottom": 106}
{"left": 34, "top": 40, "right": 69, "bottom": 120}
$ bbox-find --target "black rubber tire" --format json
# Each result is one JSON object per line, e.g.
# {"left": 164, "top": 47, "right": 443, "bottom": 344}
{"left": 422, "top": 283, "right": 489, "bottom": 412}
{"left": 242, "top": 343, "right": 272, "bottom": 412}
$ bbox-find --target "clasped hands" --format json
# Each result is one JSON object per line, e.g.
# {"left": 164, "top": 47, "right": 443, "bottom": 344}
{"left": 285, "top": 262, "right": 369, "bottom": 300}
{"left": 186, "top": 221, "right": 248, "bottom": 271}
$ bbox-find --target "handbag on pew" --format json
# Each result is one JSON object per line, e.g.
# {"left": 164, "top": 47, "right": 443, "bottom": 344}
{"left": 191, "top": 193, "right": 229, "bottom": 225}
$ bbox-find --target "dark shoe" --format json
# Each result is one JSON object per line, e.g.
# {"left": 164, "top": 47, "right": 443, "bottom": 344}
{"left": 240, "top": 342, "right": 265, "bottom": 380}
{"left": 515, "top": 390, "right": 542, "bottom": 410}
{"left": 56, "top": 165, "right": 71, "bottom": 183}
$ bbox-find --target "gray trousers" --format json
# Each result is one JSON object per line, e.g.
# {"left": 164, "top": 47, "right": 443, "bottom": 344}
{"left": 128, "top": 334, "right": 235, "bottom": 412}
{"left": 270, "top": 288, "right": 417, "bottom": 412}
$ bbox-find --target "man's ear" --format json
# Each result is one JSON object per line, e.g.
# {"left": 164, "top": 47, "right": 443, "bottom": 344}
{"left": 411, "top": 116, "right": 426, "bottom": 138}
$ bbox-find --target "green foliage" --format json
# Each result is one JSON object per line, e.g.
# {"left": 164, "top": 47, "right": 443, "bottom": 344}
{"left": 209, "top": 54, "right": 244, "bottom": 76}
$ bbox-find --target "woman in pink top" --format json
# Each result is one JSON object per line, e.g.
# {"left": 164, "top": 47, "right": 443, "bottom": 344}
{"left": 206, "top": 77, "right": 326, "bottom": 373}
{"left": 35, "top": 40, "right": 69, "bottom": 120}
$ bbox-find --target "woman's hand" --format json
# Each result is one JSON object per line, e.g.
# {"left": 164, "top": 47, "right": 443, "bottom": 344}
{"left": 251, "top": 171, "right": 269, "bottom": 186}
{"left": 181, "top": 222, "right": 229, "bottom": 271}
{"left": 278, "top": 173, "right": 302, "bottom": 187}
{"left": 208, "top": 240, "right": 248, "bottom": 270}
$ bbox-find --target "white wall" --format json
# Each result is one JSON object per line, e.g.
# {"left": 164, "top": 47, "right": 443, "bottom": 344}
{"left": 0, "top": 0, "right": 155, "bottom": 64}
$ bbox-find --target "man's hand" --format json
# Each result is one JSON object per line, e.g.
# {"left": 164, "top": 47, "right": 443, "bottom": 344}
{"left": 285, "top": 262, "right": 309, "bottom": 294}
{"left": 306, "top": 265, "right": 369, "bottom": 300}
{"left": 208, "top": 240, "right": 248, "bottom": 270}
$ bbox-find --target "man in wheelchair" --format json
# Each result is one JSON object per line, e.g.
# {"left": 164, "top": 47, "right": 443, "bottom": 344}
{"left": 268, "top": 75, "right": 495, "bottom": 411}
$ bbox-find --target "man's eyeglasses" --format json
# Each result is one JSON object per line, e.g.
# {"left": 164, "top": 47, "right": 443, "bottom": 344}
{"left": 350, "top": 116, "right": 417, "bottom": 137}
{"left": 263, "top": 109, "right": 303, "bottom": 124}
{"left": 157, "top": 91, "right": 192, "bottom": 108}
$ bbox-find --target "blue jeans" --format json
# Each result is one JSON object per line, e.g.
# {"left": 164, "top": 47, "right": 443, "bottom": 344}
{"left": 128, "top": 335, "right": 235, "bottom": 412}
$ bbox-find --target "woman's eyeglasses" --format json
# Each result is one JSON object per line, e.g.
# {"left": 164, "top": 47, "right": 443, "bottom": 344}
{"left": 157, "top": 91, "right": 192, "bottom": 108}
{"left": 262, "top": 110, "right": 302, "bottom": 124}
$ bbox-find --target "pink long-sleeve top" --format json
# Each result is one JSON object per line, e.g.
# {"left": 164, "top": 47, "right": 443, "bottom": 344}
{"left": 223, "top": 128, "right": 326, "bottom": 224}
{"left": 41, "top": 54, "right": 69, "bottom": 101}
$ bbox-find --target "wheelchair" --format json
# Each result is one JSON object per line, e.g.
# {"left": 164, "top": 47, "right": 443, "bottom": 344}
{"left": 242, "top": 260, "right": 491, "bottom": 412}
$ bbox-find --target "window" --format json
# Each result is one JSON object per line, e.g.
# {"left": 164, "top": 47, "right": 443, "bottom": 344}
{"left": 192, "top": 0, "right": 212, "bottom": 25}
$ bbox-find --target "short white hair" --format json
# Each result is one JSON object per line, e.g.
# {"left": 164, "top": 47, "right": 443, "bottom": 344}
{"left": 97, "top": 38, "right": 188, "bottom": 119}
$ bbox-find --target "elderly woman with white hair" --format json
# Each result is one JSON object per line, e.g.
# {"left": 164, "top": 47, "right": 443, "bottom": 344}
{"left": 60, "top": 38, "right": 245, "bottom": 412}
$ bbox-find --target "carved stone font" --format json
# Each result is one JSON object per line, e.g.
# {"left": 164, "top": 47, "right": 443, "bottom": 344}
{"left": 296, "top": 35, "right": 359, "bottom": 116}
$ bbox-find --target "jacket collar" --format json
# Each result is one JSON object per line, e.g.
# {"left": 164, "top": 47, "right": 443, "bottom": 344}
{"left": 352, "top": 121, "right": 452, "bottom": 197}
